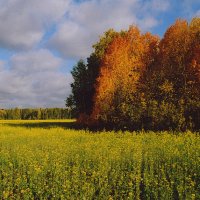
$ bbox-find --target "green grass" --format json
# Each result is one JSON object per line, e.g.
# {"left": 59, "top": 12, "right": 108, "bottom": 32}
{"left": 0, "top": 120, "right": 200, "bottom": 199}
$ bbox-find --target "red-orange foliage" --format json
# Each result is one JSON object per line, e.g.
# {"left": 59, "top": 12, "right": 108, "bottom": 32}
{"left": 188, "top": 18, "right": 200, "bottom": 86}
{"left": 92, "top": 26, "right": 159, "bottom": 123}
{"left": 151, "top": 19, "right": 200, "bottom": 100}
{"left": 68, "top": 18, "right": 200, "bottom": 130}
{"left": 143, "top": 18, "right": 200, "bottom": 130}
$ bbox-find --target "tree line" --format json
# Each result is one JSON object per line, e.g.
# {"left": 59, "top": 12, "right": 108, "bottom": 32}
{"left": 0, "top": 108, "right": 73, "bottom": 120}
{"left": 66, "top": 18, "right": 200, "bottom": 131}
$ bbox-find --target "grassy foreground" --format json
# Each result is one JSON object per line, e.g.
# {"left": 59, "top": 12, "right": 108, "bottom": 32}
{"left": 0, "top": 120, "right": 200, "bottom": 199}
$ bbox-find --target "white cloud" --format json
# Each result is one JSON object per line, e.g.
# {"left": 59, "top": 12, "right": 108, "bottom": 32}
{"left": 195, "top": 10, "right": 200, "bottom": 17}
{"left": 0, "top": 60, "right": 5, "bottom": 71}
{"left": 139, "top": 17, "right": 159, "bottom": 30}
{"left": 49, "top": 0, "right": 170, "bottom": 59}
{"left": 146, "top": 0, "right": 170, "bottom": 12}
{"left": 0, "top": 0, "right": 171, "bottom": 56}
{"left": 0, "top": 50, "right": 72, "bottom": 108}
{"left": 49, "top": 21, "right": 92, "bottom": 59}
{"left": 0, "top": 0, "right": 173, "bottom": 108}
{"left": 0, "top": 0, "right": 70, "bottom": 50}
{"left": 10, "top": 49, "right": 62, "bottom": 74}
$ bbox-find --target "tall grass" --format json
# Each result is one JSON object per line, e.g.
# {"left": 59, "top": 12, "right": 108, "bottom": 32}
{"left": 0, "top": 121, "right": 200, "bottom": 199}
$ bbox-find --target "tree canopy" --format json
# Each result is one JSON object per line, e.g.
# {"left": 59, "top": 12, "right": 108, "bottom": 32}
{"left": 66, "top": 18, "right": 200, "bottom": 131}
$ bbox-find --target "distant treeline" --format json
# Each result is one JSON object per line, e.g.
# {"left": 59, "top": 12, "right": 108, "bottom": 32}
{"left": 0, "top": 108, "right": 73, "bottom": 120}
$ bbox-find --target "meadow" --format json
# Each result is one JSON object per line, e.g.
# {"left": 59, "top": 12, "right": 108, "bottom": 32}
{"left": 0, "top": 120, "right": 200, "bottom": 199}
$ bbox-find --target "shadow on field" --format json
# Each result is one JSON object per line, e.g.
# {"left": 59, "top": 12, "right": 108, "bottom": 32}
{"left": 3, "top": 121, "right": 126, "bottom": 132}
{"left": 4, "top": 121, "right": 82, "bottom": 130}
{"left": 3, "top": 121, "right": 111, "bottom": 132}
{"left": 4, "top": 121, "right": 189, "bottom": 133}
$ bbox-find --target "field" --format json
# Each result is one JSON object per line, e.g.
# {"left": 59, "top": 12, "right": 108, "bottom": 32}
{"left": 0, "top": 120, "right": 200, "bottom": 199}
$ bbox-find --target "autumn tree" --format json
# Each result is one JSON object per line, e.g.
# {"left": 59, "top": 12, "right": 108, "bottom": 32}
{"left": 144, "top": 18, "right": 200, "bottom": 130}
{"left": 92, "top": 26, "right": 159, "bottom": 128}
{"left": 66, "top": 29, "right": 119, "bottom": 116}
{"left": 67, "top": 17, "right": 199, "bottom": 130}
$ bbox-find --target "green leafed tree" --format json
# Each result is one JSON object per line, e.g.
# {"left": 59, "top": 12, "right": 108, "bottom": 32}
{"left": 66, "top": 60, "right": 90, "bottom": 116}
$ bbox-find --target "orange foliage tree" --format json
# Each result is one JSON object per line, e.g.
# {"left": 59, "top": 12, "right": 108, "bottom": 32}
{"left": 144, "top": 18, "right": 200, "bottom": 130}
{"left": 92, "top": 26, "right": 159, "bottom": 128}
{"left": 67, "top": 17, "right": 200, "bottom": 130}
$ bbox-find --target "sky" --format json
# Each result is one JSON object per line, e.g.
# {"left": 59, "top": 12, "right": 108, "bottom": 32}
{"left": 0, "top": 0, "right": 199, "bottom": 108}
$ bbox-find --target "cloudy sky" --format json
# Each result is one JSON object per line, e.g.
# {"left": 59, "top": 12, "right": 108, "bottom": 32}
{"left": 0, "top": 0, "right": 199, "bottom": 108}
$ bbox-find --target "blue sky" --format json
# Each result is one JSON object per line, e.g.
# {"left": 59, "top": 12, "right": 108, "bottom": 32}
{"left": 0, "top": 0, "right": 199, "bottom": 108}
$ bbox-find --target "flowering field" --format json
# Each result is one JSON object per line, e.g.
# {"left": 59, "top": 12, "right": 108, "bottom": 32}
{"left": 0, "top": 120, "right": 200, "bottom": 199}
